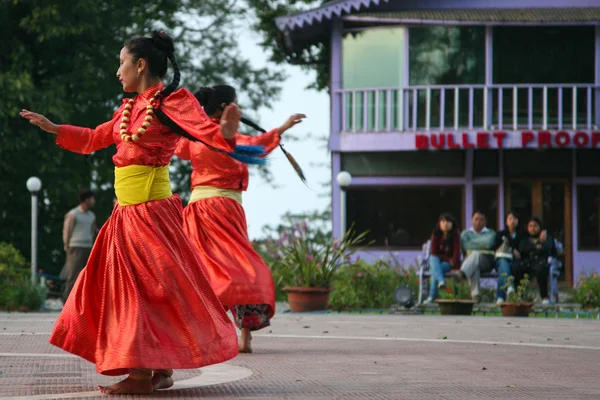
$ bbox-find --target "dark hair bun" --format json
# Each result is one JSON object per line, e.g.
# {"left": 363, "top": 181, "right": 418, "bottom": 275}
{"left": 152, "top": 30, "right": 174, "bottom": 54}
{"left": 193, "top": 87, "right": 214, "bottom": 107}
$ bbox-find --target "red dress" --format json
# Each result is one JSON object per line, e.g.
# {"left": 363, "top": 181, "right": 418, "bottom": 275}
{"left": 49, "top": 82, "right": 238, "bottom": 376}
{"left": 175, "top": 121, "right": 279, "bottom": 327}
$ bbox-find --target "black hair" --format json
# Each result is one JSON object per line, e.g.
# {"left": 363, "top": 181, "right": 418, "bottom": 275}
{"left": 125, "top": 31, "right": 179, "bottom": 97}
{"left": 472, "top": 209, "right": 486, "bottom": 218}
{"left": 194, "top": 85, "right": 267, "bottom": 134}
{"left": 194, "top": 85, "right": 237, "bottom": 116}
{"left": 505, "top": 209, "right": 521, "bottom": 229}
{"left": 433, "top": 212, "right": 460, "bottom": 237}
{"left": 123, "top": 32, "right": 263, "bottom": 163}
{"left": 79, "top": 189, "right": 94, "bottom": 203}
{"left": 527, "top": 216, "right": 543, "bottom": 230}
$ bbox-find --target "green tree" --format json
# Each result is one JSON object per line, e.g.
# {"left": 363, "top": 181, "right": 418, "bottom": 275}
{"left": 0, "top": 0, "right": 284, "bottom": 274}
{"left": 248, "top": 0, "right": 330, "bottom": 91}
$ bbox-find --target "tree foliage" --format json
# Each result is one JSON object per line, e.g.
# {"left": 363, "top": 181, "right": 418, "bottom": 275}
{"left": 0, "top": 0, "right": 284, "bottom": 274}
{"left": 248, "top": 0, "right": 330, "bottom": 91}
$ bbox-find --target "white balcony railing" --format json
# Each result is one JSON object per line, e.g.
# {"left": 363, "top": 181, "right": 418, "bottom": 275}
{"left": 336, "top": 84, "right": 599, "bottom": 133}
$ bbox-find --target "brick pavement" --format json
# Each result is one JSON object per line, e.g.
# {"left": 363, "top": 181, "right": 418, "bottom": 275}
{"left": 1, "top": 312, "right": 599, "bottom": 399}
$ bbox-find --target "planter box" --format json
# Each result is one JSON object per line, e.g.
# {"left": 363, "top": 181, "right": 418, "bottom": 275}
{"left": 283, "top": 286, "right": 332, "bottom": 312}
{"left": 499, "top": 302, "right": 533, "bottom": 317}
{"left": 435, "top": 299, "right": 476, "bottom": 316}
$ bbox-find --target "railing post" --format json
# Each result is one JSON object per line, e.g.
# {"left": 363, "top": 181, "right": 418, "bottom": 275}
{"left": 513, "top": 86, "right": 518, "bottom": 131}
{"left": 412, "top": 89, "right": 418, "bottom": 132}
{"left": 572, "top": 87, "right": 578, "bottom": 131}
{"left": 440, "top": 88, "right": 445, "bottom": 131}
{"left": 543, "top": 86, "right": 548, "bottom": 130}
{"left": 558, "top": 87, "right": 563, "bottom": 130}
{"left": 454, "top": 87, "right": 459, "bottom": 131}
{"left": 425, "top": 88, "right": 431, "bottom": 131}
{"left": 498, "top": 87, "right": 503, "bottom": 130}
{"left": 386, "top": 89, "right": 392, "bottom": 132}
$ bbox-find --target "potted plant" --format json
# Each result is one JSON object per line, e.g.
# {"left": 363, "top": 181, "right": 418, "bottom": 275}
{"left": 499, "top": 274, "right": 534, "bottom": 317}
{"left": 278, "top": 227, "right": 371, "bottom": 312}
{"left": 435, "top": 279, "right": 476, "bottom": 315}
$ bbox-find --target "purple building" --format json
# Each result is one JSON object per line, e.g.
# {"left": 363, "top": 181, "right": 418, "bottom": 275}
{"left": 276, "top": 0, "right": 600, "bottom": 286}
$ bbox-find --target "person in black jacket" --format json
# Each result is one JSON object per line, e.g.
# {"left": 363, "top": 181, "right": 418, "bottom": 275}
{"left": 514, "top": 217, "right": 553, "bottom": 304}
{"left": 493, "top": 211, "right": 523, "bottom": 304}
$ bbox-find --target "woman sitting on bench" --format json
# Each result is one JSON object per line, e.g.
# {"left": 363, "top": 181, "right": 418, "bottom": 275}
{"left": 514, "top": 217, "right": 553, "bottom": 304}
{"left": 423, "top": 213, "right": 461, "bottom": 304}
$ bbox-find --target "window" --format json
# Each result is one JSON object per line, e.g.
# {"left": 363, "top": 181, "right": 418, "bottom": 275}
{"left": 341, "top": 151, "right": 465, "bottom": 177}
{"left": 473, "top": 150, "right": 499, "bottom": 177}
{"left": 504, "top": 149, "right": 571, "bottom": 178}
{"left": 473, "top": 186, "right": 498, "bottom": 231}
{"left": 346, "top": 186, "right": 463, "bottom": 249}
{"left": 577, "top": 186, "right": 600, "bottom": 250}
{"left": 577, "top": 150, "right": 600, "bottom": 177}
{"left": 409, "top": 26, "right": 485, "bottom": 128}
{"left": 343, "top": 28, "right": 406, "bottom": 131}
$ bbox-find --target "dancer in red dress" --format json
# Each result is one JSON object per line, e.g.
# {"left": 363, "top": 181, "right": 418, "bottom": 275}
{"left": 20, "top": 32, "right": 261, "bottom": 395}
{"left": 175, "top": 85, "right": 305, "bottom": 352}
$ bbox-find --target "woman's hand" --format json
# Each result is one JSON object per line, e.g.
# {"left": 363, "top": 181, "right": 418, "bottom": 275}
{"left": 20, "top": 110, "right": 60, "bottom": 134}
{"left": 513, "top": 249, "right": 521, "bottom": 260}
{"left": 220, "top": 103, "right": 241, "bottom": 139}
{"left": 277, "top": 113, "right": 306, "bottom": 136}
{"left": 539, "top": 229, "right": 547, "bottom": 243}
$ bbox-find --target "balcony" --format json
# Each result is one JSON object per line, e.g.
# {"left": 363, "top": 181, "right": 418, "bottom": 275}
{"left": 336, "top": 84, "right": 599, "bottom": 133}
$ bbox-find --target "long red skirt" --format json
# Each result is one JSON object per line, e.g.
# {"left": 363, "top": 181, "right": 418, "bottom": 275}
{"left": 49, "top": 195, "right": 238, "bottom": 376}
{"left": 182, "top": 197, "right": 275, "bottom": 320}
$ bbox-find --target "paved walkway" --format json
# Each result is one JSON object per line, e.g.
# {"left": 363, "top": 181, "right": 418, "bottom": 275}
{"left": 1, "top": 312, "right": 599, "bottom": 399}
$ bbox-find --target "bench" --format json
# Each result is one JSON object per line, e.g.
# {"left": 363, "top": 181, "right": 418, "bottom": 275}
{"left": 416, "top": 240, "right": 562, "bottom": 305}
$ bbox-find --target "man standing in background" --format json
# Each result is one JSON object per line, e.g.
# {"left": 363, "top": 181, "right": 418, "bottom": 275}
{"left": 62, "top": 189, "right": 97, "bottom": 303}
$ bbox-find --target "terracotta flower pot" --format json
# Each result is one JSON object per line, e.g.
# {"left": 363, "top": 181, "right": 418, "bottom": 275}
{"left": 283, "top": 286, "right": 332, "bottom": 312}
{"left": 499, "top": 302, "right": 533, "bottom": 317}
{"left": 435, "top": 299, "right": 476, "bottom": 316}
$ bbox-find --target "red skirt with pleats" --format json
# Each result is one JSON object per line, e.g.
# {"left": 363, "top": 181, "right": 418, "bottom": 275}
{"left": 182, "top": 197, "right": 275, "bottom": 319}
{"left": 49, "top": 195, "right": 238, "bottom": 376}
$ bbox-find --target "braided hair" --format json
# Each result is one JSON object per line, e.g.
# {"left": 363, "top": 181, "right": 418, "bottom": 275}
{"left": 194, "top": 85, "right": 267, "bottom": 133}
{"left": 124, "top": 32, "right": 264, "bottom": 163}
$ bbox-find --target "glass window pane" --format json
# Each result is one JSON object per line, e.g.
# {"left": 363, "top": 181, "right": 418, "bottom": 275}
{"left": 578, "top": 185, "right": 600, "bottom": 250}
{"left": 343, "top": 28, "right": 405, "bottom": 89}
{"left": 504, "top": 150, "right": 571, "bottom": 178}
{"left": 346, "top": 186, "right": 463, "bottom": 249}
{"left": 409, "top": 26, "right": 485, "bottom": 86}
{"left": 473, "top": 150, "right": 499, "bottom": 177}
{"left": 577, "top": 150, "right": 600, "bottom": 177}
{"left": 473, "top": 186, "right": 498, "bottom": 231}
{"left": 341, "top": 151, "right": 465, "bottom": 177}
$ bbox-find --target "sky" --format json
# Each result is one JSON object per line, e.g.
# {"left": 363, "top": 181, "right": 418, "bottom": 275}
{"left": 234, "top": 19, "right": 332, "bottom": 239}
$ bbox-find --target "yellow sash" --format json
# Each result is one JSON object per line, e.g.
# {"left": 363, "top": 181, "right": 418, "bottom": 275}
{"left": 114, "top": 165, "right": 172, "bottom": 206}
{"left": 189, "top": 185, "right": 242, "bottom": 205}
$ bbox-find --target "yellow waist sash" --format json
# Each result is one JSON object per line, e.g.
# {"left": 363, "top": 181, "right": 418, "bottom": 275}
{"left": 189, "top": 185, "right": 242, "bottom": 205}
{"left": 114, "top": 165, "right": 172, "bottom": 206}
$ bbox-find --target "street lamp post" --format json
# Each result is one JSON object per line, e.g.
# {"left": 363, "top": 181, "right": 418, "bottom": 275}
{"left": 26, "top": 177, "right": 42, "bottom": 285}
{"left": 336, "top": 171, "right": 352, "bottom": 238}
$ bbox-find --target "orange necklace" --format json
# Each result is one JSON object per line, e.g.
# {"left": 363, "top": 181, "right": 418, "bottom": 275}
{"left": 119, "top": 90, "right": 160, "bottom": 143}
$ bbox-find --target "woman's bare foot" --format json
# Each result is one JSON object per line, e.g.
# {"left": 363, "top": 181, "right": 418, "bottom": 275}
{"left": 239, "top": 327, "right": 252, "bottom": 353}
{"left": 98, "top": 376, "right": 154, "bottom": 395}
{"left": 152, "top": 369, "right": 174, "bottom": 390}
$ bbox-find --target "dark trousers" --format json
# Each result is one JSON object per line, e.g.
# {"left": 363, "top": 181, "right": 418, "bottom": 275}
{"left": 512, "top": 258, "right": 550, "bottom": 299}
{"left": 62, "top": 247, "right": 91, "bottom": 304}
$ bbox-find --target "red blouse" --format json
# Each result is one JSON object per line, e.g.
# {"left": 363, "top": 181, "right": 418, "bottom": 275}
{"left": 175, "top": 119, "right": 280, "bottom": 191}
{"left": 430, "top": 232, "right": 461, "bottom": 270}
{"left": 56, "top": 82, "right": 235, "bottom": 166}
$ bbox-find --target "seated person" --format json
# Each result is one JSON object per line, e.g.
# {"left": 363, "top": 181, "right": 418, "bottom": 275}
{"left": 455, "top": 210, "right": 496, "bottom": 302}
{"left": 493, "top": 211, "right": 523, "bottom": 304}
{"left": 514, "top": 217, "right": 553, "bottom": 304}
{"left": 423, "top": 213, "right": 461, "bottom": 304}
